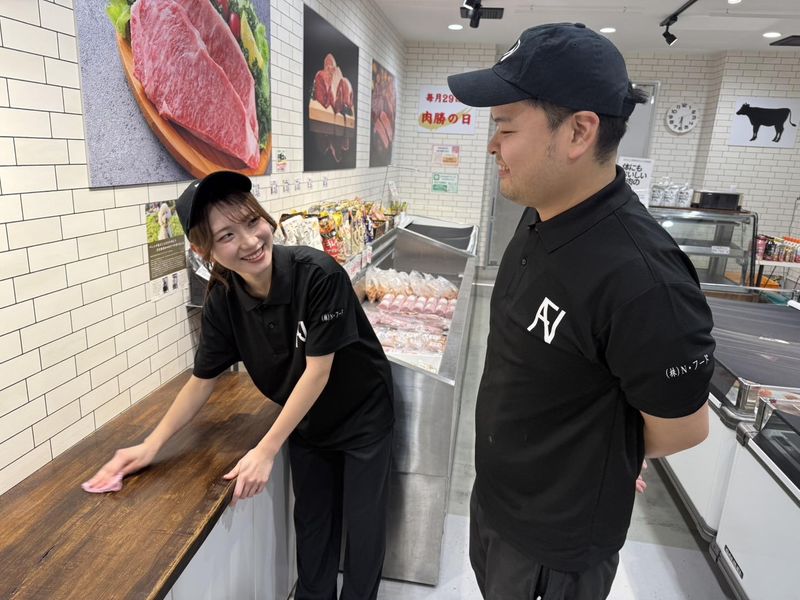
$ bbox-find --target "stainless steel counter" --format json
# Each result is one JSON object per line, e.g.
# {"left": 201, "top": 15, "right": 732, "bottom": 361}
{"left": 354, "top": 223, "right": 477, "bottom": 585}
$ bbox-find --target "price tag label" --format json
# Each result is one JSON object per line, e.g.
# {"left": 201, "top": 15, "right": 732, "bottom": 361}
{"left": 711, "top": 246, "right": 731, "bottom": 255}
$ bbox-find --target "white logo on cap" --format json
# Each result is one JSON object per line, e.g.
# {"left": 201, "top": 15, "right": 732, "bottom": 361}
{"left": 500, "top": 39, "right": 521, "bottom": 62}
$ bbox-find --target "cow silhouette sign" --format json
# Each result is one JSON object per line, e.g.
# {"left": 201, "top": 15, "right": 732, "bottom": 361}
{"left": 736, "top": 103, "right": 797, "bottom": 142}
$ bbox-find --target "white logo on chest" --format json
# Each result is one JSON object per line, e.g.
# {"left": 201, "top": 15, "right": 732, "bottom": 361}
{"left": 527, "top": 297, "right": 566, "bottom": 344}
{"left": 296, "top": 320, "right": 307, "bottom": 348}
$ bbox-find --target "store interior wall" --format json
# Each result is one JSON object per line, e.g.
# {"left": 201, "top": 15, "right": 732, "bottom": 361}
{"left": 1, "top": 0, "right": 799, "bottom": 493}
{"left": 0, "top": 0, "right": 406, "bottom": 494}
{"left": 624, "top": 49, "right": 800, "bottom": 237}
{"left": 392, "top": 41, "right": 495, "bottom": 261}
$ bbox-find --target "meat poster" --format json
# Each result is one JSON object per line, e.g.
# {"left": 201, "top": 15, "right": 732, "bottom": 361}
{"left": 728, "top": 96, "right": 800, "bottom": 149}
{"left": 76, "top": 0, "right": 272, "bottom": 188}
{"left": 369, "top": 60, "right": 397, "bottom": 168}
{"left": 303, "top": 6, "right": 359, "bottom": 171}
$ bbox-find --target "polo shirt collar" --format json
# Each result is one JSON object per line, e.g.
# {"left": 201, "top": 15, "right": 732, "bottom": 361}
{"left": 231, "top": 244, "right": 293, "bottom": 311}
{"left": 531, "top": 166, "right": 631, "bottom": 253}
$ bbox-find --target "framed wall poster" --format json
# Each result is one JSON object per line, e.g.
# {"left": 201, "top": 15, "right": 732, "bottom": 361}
{"left": 369, "top": 60, "right": 397, "bottom": 168}
{"left": 303, "top": 5, "right": 359, "bottom": 171}
{"left": 144, "top": 200, "right": 186, "bottom": 280}
{"left": 728, "top": 96, "right": 800, "bottom": 149}
{"left": 76, "top": 0, "right": 272, "bottom": 187}
{"left": 418, "top": 86, "right": 475, "bottom": 134}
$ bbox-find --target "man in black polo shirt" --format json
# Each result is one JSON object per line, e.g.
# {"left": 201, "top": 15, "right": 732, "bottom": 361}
{"left": 448, "top": 23, "right": 715, "bottom": 599}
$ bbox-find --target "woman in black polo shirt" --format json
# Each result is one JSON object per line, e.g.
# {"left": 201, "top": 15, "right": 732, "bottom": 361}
{"left": 87, "top": 171, "right": 395, "bottom": 600}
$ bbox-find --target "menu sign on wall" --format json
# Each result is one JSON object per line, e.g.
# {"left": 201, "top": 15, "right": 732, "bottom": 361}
{"left": 418, "top": 86, "right": 476, "bottom": 134}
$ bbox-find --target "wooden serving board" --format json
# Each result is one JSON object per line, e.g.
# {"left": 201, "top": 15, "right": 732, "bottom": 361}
{"left": 309, "top": 100, "right": 356, "bottom": 129}
{"left": 117, "top": 34, "right": 271, "bottom": 179}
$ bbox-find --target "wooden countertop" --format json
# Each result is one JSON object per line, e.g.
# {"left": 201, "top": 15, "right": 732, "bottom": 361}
{"left": 0, "top": 370, "right": 281, "bottom": 600}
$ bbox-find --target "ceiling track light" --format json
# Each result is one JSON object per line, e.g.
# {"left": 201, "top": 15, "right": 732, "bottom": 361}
{"left": 662, "top": 25, "right": 678, "bottom": 46}
{"left": 659, "top": 0, "right": 699, "bottom": 47}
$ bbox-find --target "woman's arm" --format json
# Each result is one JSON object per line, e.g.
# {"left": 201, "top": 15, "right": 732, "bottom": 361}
{"left": 224, "top": 354, "right": 334, "bottom": 504}
{"left": 145, "top": 374, "right": 219, "bottom": 450}
{"left": 86, "top": 375, "right": 219, "bottom": 489}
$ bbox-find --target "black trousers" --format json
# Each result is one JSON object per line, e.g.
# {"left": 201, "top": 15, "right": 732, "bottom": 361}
{"left": 289, "top": 431, "right": 392, "bottom": 600}
{"left": 470, "top": 489, "right": 619, "bottom": 600}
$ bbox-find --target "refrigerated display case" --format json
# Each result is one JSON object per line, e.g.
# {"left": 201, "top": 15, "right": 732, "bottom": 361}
{"left": 711, "top": 397, "right": 800, "bottom": 600}
{"left": 352, "top": 218, "right": 477, "bottom": 585}
{"left": 649, "top": 207, "right": 757, "bottom": 287}
{"left": 659, "top": 293, "right": 800, "bottom": 540}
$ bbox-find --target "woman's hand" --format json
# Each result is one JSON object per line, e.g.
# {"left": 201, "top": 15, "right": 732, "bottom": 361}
{"left": 223, "top": 446, "right": 275, "bottom": 507}
{"left": 86, "top": 442, "right": 158, "bottom": 490}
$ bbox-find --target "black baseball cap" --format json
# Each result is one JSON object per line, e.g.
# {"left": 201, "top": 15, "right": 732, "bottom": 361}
{"left": 176, "top": 171, "right": 252, "bottom": 235}
{"left": 447, "top": 23, "right": 637, "bottom": 118}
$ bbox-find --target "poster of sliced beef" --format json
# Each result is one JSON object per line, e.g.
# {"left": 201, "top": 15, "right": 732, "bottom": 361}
{"left": 369, "top": 60, "right": 397, "bottom": 168}
{"left": 76, "top": 0, "right": 272, "bottom": 188}
{"left": 303, "top": 5, "right": 359, "bottom": 171}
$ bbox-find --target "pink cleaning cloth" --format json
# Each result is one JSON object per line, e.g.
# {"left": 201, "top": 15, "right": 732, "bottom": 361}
{"left": 81, "top": 473, "right": 123, "bottom": 494}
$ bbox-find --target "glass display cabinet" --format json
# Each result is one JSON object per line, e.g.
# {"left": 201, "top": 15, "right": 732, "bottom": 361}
{"left": 648, "top": 207, "right": 757, "bottom": 287}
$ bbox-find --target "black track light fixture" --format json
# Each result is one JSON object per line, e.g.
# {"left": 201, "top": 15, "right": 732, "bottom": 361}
{"left": 663, "top": 24, "right": 678, "bottom": 46}
{"left": 459, "top": 1, "right": 505, "bottom": 29}
{"left": 659, "top": 0, "right": 699, "bottom": 47}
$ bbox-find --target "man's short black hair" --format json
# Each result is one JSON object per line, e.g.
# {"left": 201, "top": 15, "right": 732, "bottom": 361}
{"left": 526, "top": 86, "right": 649, "bottom": 164}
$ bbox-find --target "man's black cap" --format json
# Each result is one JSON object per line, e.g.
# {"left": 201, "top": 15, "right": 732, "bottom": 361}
{"left": 447, "top": 23, "right": 637, "bottom": 118}
{"left": 176, "top": 171, "right": 252, "bottom": 236}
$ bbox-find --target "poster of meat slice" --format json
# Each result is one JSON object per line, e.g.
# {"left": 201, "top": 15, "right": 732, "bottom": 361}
{"left": 303, "top": 5, "right": 359, "bottom": 171}
{"left": 369, "top": 60, "right": 397, "bottom": 168}
{"left": 76, "top": 0, "right": 272, "bottom": 188}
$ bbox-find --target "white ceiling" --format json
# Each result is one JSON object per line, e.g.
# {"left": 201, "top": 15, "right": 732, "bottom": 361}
{"left": 372, "top": 0, "right": 800, "bottom": 53}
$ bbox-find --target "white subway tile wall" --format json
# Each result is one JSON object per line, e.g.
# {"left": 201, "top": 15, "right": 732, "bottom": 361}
{"left": 624, "top": 50, "right": 800, "bottom": 237}
{"left": 393, "top": 42, "right": 495, "bottom": 261}
{"left": 2, "top": 0, "right": 799, "bottom": 497}
{"left": 0, "top": 0, "right": 409, "bottom": 495}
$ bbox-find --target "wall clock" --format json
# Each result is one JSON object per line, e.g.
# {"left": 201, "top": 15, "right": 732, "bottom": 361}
{"left": 666, "top": 102, "right": 698, "bottom": 133}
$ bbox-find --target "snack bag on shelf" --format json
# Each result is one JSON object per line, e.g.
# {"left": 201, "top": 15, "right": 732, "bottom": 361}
{"left": 319, "top": 214, "right": 343, "bottom": 262}
{"left": 280, "top": 214, "right": 304, "bottom": 246}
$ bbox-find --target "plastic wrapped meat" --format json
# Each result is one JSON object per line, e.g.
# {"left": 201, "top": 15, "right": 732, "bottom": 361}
{"left": 378, "top": 293, "right": 395, "bottom": 310}
{"left": 389, "top": 294, "right": 405, "bottom": 312}
{"left": 435, "top": 297, "right": 449, "bottom": 317}
{"left": 445, "top": 298, "right": 457, "bottom": 319}
{"left": 423, "top": 297, "right": 438, "bottom": 314}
